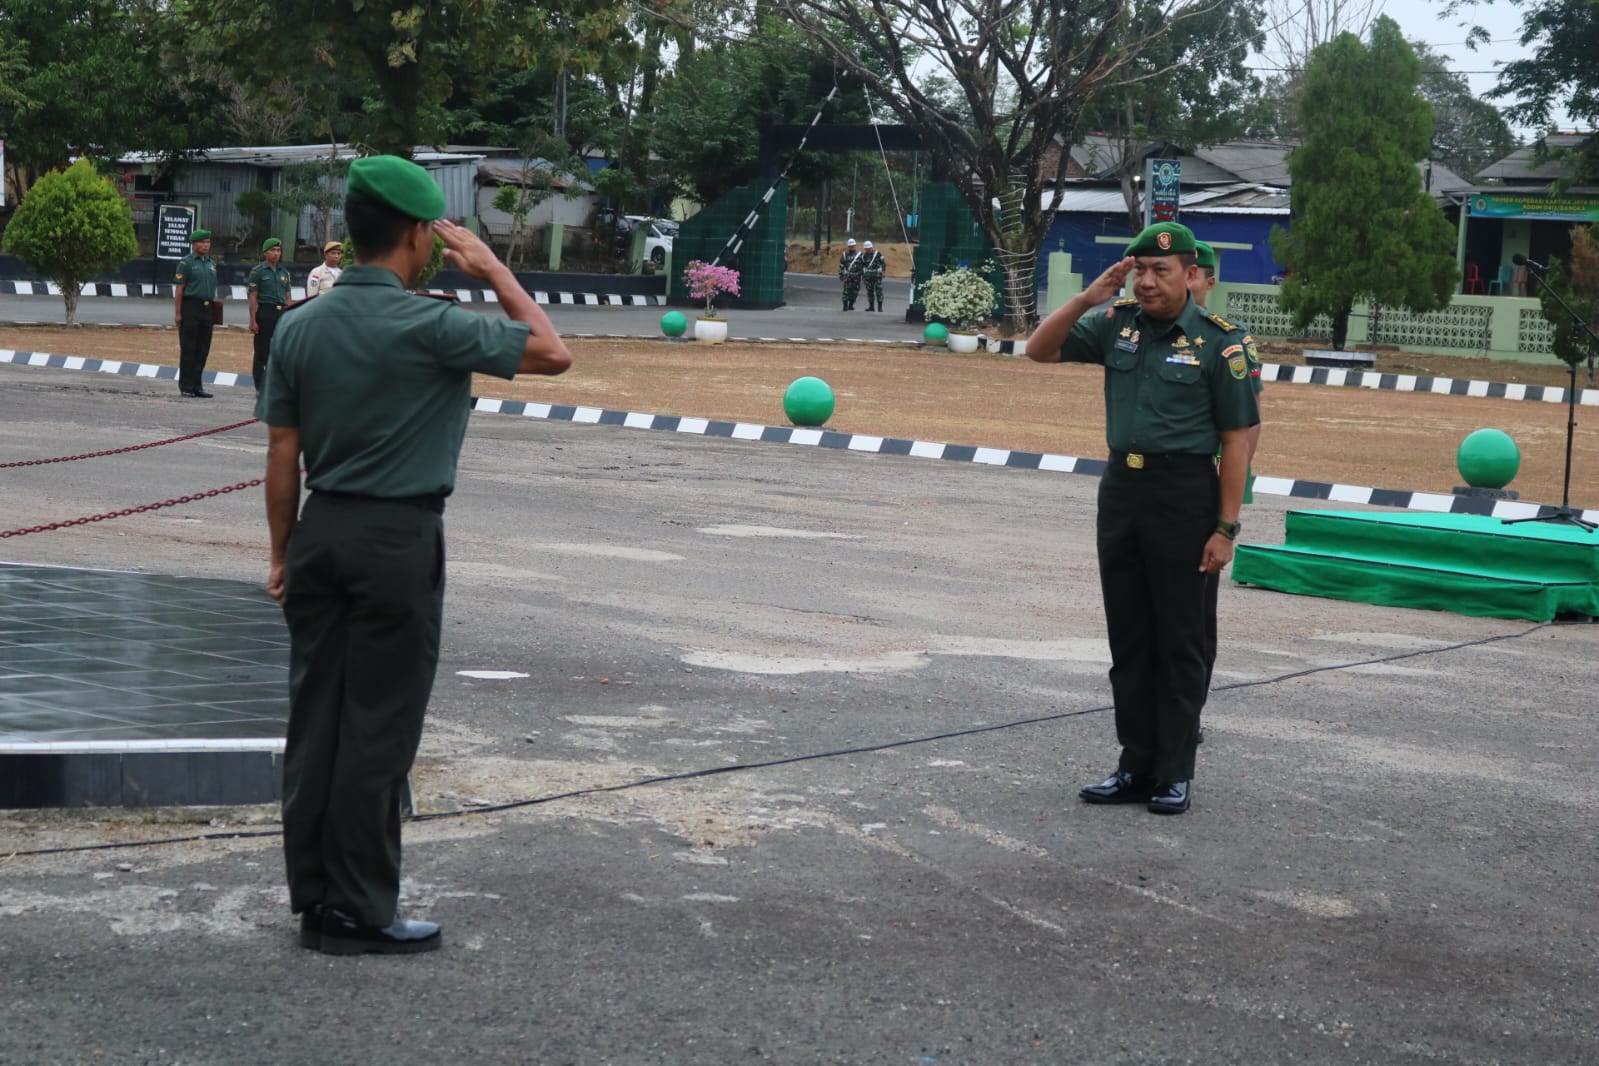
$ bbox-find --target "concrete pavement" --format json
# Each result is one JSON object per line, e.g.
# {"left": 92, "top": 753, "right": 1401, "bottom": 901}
{"left": 0, "top": 345, "right": 1596, "bottom": 1063}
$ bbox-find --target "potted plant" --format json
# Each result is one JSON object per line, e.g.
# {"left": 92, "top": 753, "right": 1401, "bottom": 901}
{"left": 920, "top": 262, "right": 998, "bottom": 352}
{"left": 685, "top": 259, "right": 741, "bottom": 343}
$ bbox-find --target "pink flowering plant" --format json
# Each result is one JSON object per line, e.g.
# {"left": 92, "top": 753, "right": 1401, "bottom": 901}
{"left": 685, "top": 259, "right": 741, "bottom": 318}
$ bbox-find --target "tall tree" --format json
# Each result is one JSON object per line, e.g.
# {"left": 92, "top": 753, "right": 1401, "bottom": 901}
{"left": 0, "top": 0, "right": 222, "bottom": 174}
{"left": 1080, "top": 0, "right": 1266, "bottom": 233}
{"left": 1271, "top": 16, "right": 1460, "bottom": 350}
{"left": 1449, "top": 0, "right": 1599, "bottom": 184}
{"left": 770, "top": 0, "right": 1258, "bottom": 333}
{"left": 1409, "top": 42, "right": 1516, "bottom": 183}
{"left": 1241, "top": 0, "right": 1382, "bottom": 139}
{"left": 182, "top": 0, "right": 633, "bottom": 155}
{"left": 649, "top": 18, "right": 855, "bottom": 208}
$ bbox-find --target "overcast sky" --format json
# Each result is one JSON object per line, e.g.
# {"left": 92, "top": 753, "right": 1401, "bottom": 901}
{"left": 1377, "top": 1, "right": 1575, "bottom": 136}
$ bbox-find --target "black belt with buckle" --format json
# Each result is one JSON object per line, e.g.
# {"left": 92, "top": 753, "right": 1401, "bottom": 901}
{"left": 183, "top": 296, "right": 213, "bottom": 306}
{"left": 1109, "top": 450, "right": 1216, "bottom": 471}
{"left": 315, "top": 490, "right": 446, "bottom": 515}
{"left": 260, "top": 303, "right": 284, "bottom": 312}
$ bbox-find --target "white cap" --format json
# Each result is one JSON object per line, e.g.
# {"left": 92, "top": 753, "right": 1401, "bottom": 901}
{"left": 863, "top": 241, "right": 874, "bottom": 249}
{"left": 846, "top": 238, "right": 857, "bottom": 246}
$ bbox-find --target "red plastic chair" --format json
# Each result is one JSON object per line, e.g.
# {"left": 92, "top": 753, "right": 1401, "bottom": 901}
{"left": 1462, "top": 263, "right": 1483, "bottom": 294}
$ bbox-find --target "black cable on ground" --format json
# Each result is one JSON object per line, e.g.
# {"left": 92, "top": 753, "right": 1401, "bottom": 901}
{"left": 1, "top": 622, "right": 1549, "bottom": 859}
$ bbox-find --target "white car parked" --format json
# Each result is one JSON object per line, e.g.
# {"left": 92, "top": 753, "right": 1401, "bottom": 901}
{"left": 626, "top": 216, "right": 678, "bottom": 264}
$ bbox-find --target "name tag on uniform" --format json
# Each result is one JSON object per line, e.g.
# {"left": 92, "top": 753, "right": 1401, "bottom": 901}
{"left": 1166, "top": 353, "right": 1200, "bottom": 365}
{"left": 1114, "top": 338, "right": 1138, "bottom": 352}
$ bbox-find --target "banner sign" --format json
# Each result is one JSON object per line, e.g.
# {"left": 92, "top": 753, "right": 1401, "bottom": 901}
{"left": 1145, "top": 158, "right": 1181, "bottom": 226}
{"left": 156, "top": 204, "right": 197, "bottom": 260}
{"left": 1469, "top": 193, "right": 1599, "bottom": 223}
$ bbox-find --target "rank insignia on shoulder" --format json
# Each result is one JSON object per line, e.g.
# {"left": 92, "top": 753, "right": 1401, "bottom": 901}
{"left": 413, "top": 290, "right": 460, "bottom": 303}
{"left": 1207, "top": 311, "right": 1240, "bottom": 331}
{"left": 1113, "top": 297, "right": 1139, "bottom": 308}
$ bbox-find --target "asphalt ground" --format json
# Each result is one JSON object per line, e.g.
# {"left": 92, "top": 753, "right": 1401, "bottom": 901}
{"left": 1, "top": 298, "right": 1597, "bottom": 1065}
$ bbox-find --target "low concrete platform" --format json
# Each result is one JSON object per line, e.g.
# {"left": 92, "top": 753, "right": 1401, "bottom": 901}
{"left": 0, "top": 563, "right": 286, "bottom": 807}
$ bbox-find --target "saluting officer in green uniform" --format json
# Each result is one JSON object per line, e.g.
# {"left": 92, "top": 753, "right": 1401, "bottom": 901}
{"left": 247, "top": 237, "right": 292, "bottom": 391}
{"left": 1027, "top": 221, "right": 1258, "bottom": 815}
{"left": 173, "top": 228, "right": 219, "bottom": 398}
{"left": 262, "top": 155, "right": 572, "bottom": 955}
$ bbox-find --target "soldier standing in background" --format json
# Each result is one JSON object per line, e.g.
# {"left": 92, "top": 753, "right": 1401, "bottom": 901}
{"left": 247, "top": 237, "right": 292, "bottom": 391}
{"left": 861, "top": 241, "right": 886, "bottom": 312}
{"left": 173, "top": 228, "right": 219, "bottom": 398}
{"left": 838, "top": 238, "right": 864, "bottom": 311}
{"left": 306, "top": 240, "right": 344, "bottom": 297}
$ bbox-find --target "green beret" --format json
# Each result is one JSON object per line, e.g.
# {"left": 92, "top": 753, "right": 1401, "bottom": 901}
{"left": 1126, "top": 221, "right": 1196, "bottom": 258}
{"left": 1193, "top": 240, "right": 1215, "bottom": 269}
{"left": 190, "top": 228, "right": 212, "bottom": 242}
{"left": 261, "top": 237, "right": 282, "bottom": 252}
{"left": 346, "top": 155, "right": 445, "bottom": 221}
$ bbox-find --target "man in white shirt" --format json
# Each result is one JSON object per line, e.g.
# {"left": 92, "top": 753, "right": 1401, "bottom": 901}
{"left": 305, "top": 240, "right": 344, "bottom": 297}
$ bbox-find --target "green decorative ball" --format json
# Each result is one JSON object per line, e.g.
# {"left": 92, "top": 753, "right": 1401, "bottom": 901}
{"left": 923, "top": 322, "right": 949, "bottom": 343}
{"left": 1456, "top": 428, "right": 1520, "bottom": 489}
{"left": 660, "top": 310, "right": 688, "bottom": 337}
{"left": 783, "top": 376, "right": 835, "bottom": 427}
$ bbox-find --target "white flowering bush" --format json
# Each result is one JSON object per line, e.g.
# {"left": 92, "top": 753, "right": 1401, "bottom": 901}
{"left": 919, "top": 262, "right": 999, "bottom": 331}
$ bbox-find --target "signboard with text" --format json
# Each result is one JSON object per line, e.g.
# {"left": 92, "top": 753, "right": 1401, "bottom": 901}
{"left": 1144, "top": 158, "right": 1181, "bottom": 226}
{"left": 1469, "top": 193, "right": 1599, "bottom": 223}
{"left": 156, "top": 204, "right": 196, "bottom": 260}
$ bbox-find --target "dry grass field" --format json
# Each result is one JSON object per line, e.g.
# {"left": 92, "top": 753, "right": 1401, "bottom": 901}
{"left": 5, "top": 324, "right": 1596, "bottom": 510}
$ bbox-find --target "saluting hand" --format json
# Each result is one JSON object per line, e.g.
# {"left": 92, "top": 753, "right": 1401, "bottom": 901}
{"left": 433, "top": 218, "right": 503, "bottom": 282}
{"left": 1083, "top": 257, "right": 1134, "bottom": 306}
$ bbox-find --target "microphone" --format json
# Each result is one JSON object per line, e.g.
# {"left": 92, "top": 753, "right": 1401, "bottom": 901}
{"left": 1511, "top": 253, "right": 1547, "bottom": 270}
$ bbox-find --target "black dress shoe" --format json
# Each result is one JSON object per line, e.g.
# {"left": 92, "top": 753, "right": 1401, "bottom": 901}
{"left": 1079, "top": 770, "right": 1155, "bottom": 804}
{"left": 319, "top": 909, "right": 442, "bottom": 956}
{"left": 1148, "top": 780, "right": 1191, "bottom": 815}
{"left": 179, "top": 388, "right": 197, "bottom": 397}
{"left": 192, "top": 388, "right": 214, "bottom": 398}
{"left": 297, "top": 905, "right": 323, "bottom": 950}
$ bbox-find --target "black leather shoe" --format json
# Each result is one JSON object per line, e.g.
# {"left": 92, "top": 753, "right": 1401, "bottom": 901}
{"left": 297, "top": 905, "right": 322, "bottom": 950}
{"left": 192, "top": 388, "right": 214, "bottom": 398}
{"left": 319, "top": 909, "right": 442, "bottom": 955}
{"left": 1148, "top": 780, "right": 1191, "bottom": 815}
{"left": 179, "top": 388, "right": 197, "bottom": 397}
{"left": 1079, "top": 770, "right": 1154, "bottom": 804}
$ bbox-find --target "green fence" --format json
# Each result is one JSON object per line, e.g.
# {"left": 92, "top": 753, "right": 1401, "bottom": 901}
{"left": 669, "top": 182, "right": 788, "bottom": 309}
{"left": 1044, "top": 253, "right": 1562, "bottom": 363}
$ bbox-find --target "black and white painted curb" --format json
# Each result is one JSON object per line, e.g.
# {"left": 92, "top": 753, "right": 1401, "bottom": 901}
{"left": 2, "top": 345, "right": 1595, "bottom": 526}
{"left": 0, "top": 279, "right": 665, "bottom": 307}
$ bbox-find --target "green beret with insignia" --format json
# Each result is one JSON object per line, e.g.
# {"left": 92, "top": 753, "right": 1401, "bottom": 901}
{"left": 190, "top": 228, "right": 212, "bottom": 242}
{"left": 1126, "top": 221, "right": 1196, "bottom": 258}
{"left": 346, "top": 155, "right": 446, "bottom": 221}
{"left": 1194, "top": 240, "right": 1215, "bottom": 269}
{"left": 261, "top": 237, "right": 282, "bottom": 252}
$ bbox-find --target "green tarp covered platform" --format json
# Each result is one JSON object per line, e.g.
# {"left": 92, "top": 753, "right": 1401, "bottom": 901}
{"left": 1233, "top": 510, "right": 1599, "bottom": 622}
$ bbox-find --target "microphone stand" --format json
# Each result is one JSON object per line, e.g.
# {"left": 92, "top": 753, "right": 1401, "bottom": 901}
{"left": 1501, "top": 258, "right": 1598, "bottom": 532}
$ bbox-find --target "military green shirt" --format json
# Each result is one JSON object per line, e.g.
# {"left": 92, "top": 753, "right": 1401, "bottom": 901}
{"left": 247, "top": 262, "right": 292, "bottom": 307}
{"left": 1061, "top": 295, "right": 1258, "bottom": 454}
{"left": 174, "top": 253, "right": 217, "bottom": 301}
{"left": 261, "top": 265, "right": 530, "bottom": 497}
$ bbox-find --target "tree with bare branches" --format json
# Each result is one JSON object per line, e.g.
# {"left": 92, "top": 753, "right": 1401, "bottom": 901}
{"left": 769, "top": 0, "right": 1263, "bottom": 334}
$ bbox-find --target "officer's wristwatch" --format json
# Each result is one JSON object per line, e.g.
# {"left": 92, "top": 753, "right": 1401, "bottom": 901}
{"left": 1215, "top": 519, "right": 1241, "bottom": 541}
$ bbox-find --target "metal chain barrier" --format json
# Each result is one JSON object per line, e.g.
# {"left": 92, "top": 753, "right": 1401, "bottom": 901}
{"left": 0, "top": 418, "right": 260, "bottom": 469}
{"left": 0, "top": 479, "right": 264, "bottom": 539}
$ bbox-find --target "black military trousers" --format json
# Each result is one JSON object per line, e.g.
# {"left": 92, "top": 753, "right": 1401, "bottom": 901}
{"left": 177, "top": 298, "right": 215, "bottom": 393}
{"left": 1095, "top": 454, "right": 1220, "bottom": 782}
{"left": 281, "top": 493, "right": 445, "bottom": 928}
{"left": 252, "top": 305, "right": 282, "bottom": 390}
